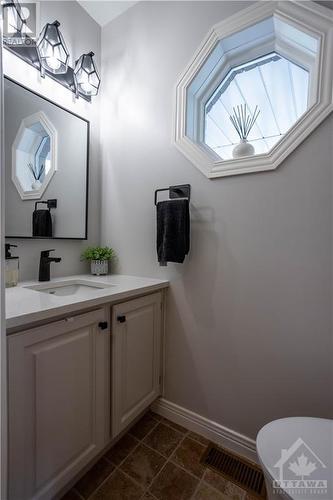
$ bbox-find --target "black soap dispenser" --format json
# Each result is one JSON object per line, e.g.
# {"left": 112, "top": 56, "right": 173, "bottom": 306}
{"left": 5, "top": 244, "right": 19, "bottom": 288}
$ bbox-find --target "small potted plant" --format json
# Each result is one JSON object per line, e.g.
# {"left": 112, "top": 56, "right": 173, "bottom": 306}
{"left": 81, "top": 246, "right": 115, "bottom": 276}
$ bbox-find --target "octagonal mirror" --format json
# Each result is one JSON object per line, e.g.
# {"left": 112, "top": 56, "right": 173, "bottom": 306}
{"left": 12, "top": 111, "right": 57, "bottom": 200}
{"left": 175, "top": 1, "right": 333, "bottom": 178}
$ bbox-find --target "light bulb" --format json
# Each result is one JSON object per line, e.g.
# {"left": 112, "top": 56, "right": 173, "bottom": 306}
{"left": 79, "top": 81, "right": 92, "bottom": 93}
{"left": 46, "top": 56, "right": 61, "bottom": 70}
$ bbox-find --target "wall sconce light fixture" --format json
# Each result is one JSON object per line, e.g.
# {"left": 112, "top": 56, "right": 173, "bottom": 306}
{"left": 36, "top": 20, "right": 69, "bottom": 76}
{"left": 74, "top": 52, "right": 100, "bottom": 97}
{"left": 2, "top": 0, "right": 100, "bottom": 101}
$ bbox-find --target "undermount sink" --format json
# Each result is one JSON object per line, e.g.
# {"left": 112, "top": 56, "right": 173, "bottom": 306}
{"left": 24, "top": 279, "right": 114, "bottom": 297}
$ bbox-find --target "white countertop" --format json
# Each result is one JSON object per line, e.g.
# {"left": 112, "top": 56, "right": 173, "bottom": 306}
{"left": 6, "top": 274, "right": 169, "bottom": 330}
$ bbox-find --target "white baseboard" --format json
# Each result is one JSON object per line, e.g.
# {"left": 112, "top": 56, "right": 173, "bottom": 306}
{"left": 151, "top": 398, "right": 258, "bottom": 464}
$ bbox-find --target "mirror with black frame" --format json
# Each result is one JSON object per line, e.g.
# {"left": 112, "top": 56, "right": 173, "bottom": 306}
{"left": 4, "top": 77, "right": 89, "bottom": 239}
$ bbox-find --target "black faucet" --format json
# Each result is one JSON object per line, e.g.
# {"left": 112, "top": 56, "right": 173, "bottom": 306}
{"left": 39, "top": 249, "right": 62, "bottom": 282}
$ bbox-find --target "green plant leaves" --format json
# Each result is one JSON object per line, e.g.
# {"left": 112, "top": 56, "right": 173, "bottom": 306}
{"left": 81, "top": 246, "right": 115, "bottom": 261}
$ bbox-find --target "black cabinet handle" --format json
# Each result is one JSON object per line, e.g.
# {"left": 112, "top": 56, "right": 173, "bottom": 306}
{"left": 117, "top": 315, "right": 126, "bottom": 323}
{"left": 98, "top": 321, "right": 108, "bottom": 330}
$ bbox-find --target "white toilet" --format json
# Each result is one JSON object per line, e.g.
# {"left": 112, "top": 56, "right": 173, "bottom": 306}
{"left": 256, "top": 417, "right": 333, "bottom": 500}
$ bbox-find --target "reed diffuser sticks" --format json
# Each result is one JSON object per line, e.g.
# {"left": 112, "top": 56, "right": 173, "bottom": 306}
{"left": 229, "top": 104, "right": 260, "bottom": 140}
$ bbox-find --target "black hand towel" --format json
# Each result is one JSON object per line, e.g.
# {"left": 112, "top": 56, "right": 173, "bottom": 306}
{"left": 32, "top": 209, "right": 53, "bottom": 237}
{"left": 157, "top": 199, "right": 190, "bottom": 265}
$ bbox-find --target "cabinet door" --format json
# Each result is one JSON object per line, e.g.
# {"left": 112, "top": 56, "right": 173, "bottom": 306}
{"left": 8, "top": 308, "right": 110, "bottom": 500}
{"left": 112, "top": 293, "right": 162, "bottom": 437}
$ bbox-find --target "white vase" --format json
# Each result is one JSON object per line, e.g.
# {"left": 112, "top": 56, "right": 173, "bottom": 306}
{"left": 91, "top": 260, "right": 108, "bottom": 276}
{"left": 31, "top": 179, "right": 42, "bottom": 190}
{"left": 232, "top": 139, "right": 255, "bottom": 158}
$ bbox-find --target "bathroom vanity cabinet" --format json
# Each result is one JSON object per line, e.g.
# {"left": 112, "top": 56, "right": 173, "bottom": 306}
{"left": 6, "top": 277, "right": 167, "bottom": 500}
{"left": 8, "top": 308, "right": 110, "bottom": 500}
{"left": 112, "top": 293, "right": 162, "bottom": 436}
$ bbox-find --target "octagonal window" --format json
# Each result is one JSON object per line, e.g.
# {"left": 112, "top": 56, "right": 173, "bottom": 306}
{"left": 175, "top": 2, "right": 333, "bottom": 178}
{"left": 12, "top": 111, "right": 57, "bottom": 200}
{"left": 204, "top": 52, "right": 309, "bottom": 160}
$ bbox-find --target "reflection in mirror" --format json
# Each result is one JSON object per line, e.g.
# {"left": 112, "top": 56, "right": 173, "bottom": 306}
{"left": 12, "top": 111, "right": 57, "bottom": 200}
{"left": 5, "top": 77, "right": 89, "bottom": 239}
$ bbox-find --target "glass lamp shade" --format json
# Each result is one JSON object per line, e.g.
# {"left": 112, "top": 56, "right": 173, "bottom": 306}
{"left": 74, "top": 52, "right": 100, "bottom": 97}
{"left": 2, "top": 0, "right": 28, "bottom": 35}
{"left": 36, "top": 20, "right": 69, "bottom": 75}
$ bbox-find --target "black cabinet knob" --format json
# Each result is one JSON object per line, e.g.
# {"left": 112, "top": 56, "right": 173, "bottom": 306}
{"left": 98, "top": 321, "right": 108, "bottom": 330}
{"left": 117, "top": 315, "right": 126, "bottom": 323}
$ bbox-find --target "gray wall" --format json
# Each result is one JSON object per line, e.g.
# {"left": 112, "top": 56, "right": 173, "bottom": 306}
{"left": 4, "top": 1, "right": 101, "bottom": 280}
{"left": 101, "top": 1, "right": 333, "bottom": 439}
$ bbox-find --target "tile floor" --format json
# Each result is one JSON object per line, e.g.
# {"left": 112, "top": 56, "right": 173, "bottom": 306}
{"left": 62, "top": 411, "right": 261, "bottom": 500}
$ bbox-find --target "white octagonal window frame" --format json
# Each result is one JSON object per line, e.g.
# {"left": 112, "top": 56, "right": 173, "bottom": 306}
{"left": 12, "top": 110, "right": 58, "bottom": 200}
{"left": 174, "top": 1, "right": 333, "bottom": 178}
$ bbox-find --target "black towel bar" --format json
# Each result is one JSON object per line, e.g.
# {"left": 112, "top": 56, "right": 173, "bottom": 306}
{"left": 154, "top": 184, "right": 191, "bottom": 206}
{"left": 34, "top": 199, "right": 57, "bottom": 211}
